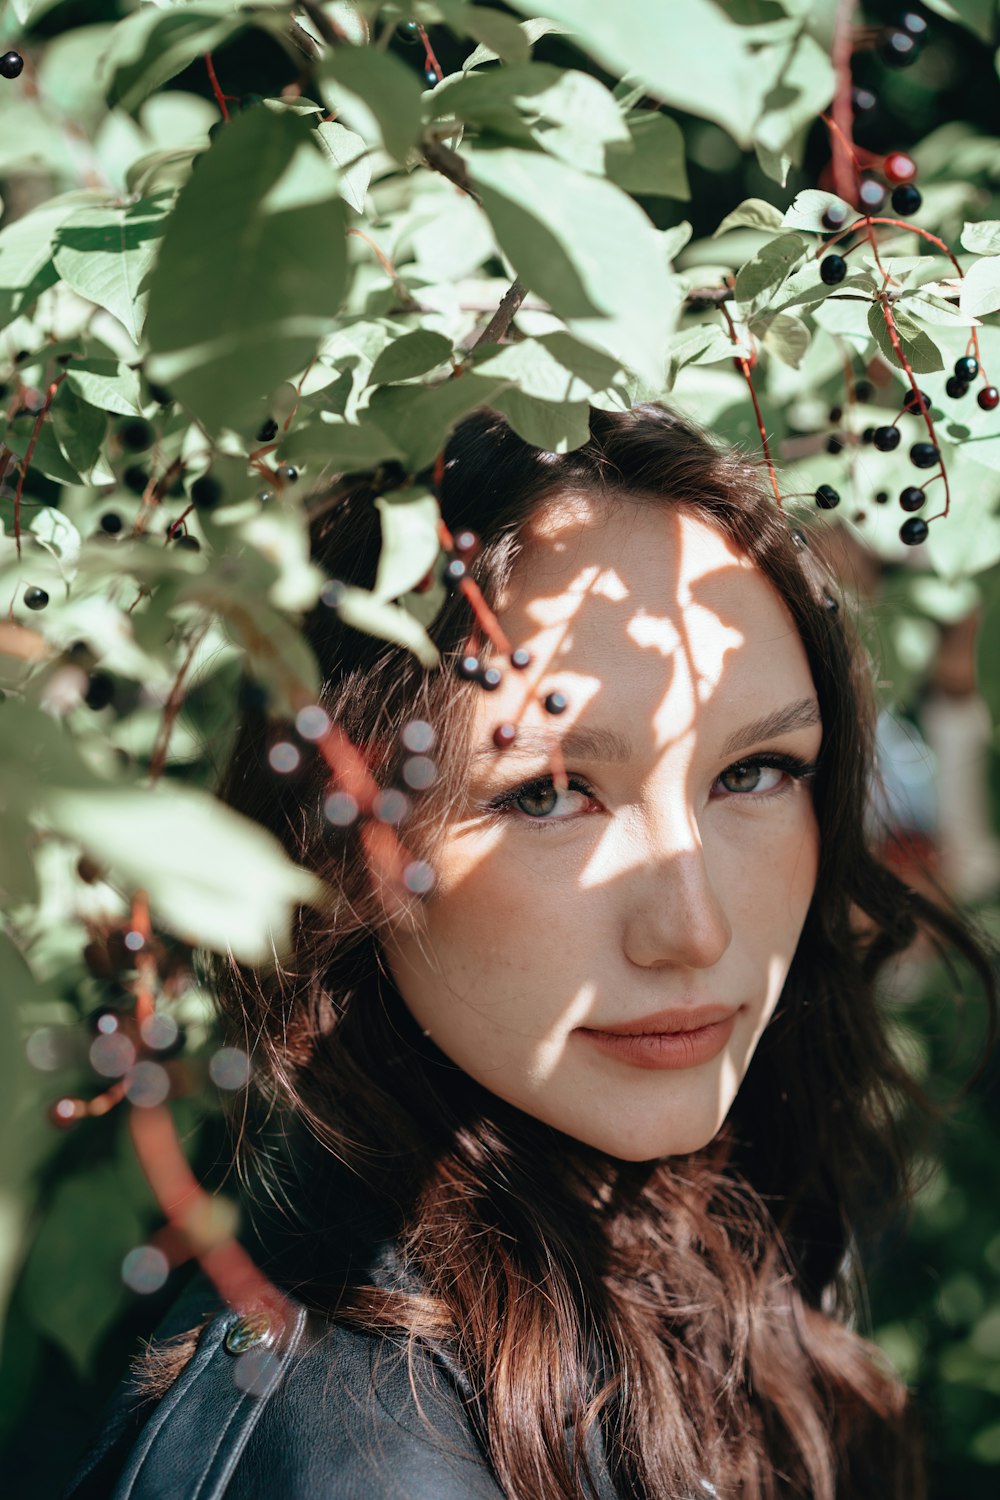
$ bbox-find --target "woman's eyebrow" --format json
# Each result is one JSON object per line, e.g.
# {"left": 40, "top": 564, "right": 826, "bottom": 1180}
{"left": 473, "top": 699, "right": 821, "bottom": 764}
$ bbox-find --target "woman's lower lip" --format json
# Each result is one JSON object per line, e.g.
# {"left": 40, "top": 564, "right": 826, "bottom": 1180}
{"left": 577, "top": 1014, "right": 738, "bottom": 1070}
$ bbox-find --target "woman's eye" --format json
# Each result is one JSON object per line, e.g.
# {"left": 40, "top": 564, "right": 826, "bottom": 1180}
{"left": 486, "top": 776, "right": 595, "bottom": 826}
{"left": 717, "top": 760, "right": 786, "bottom": 796}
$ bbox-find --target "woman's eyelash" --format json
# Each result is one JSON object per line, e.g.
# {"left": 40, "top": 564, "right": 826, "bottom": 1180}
{"left": 482, "top": 753, "right": 819, "bottom": 828}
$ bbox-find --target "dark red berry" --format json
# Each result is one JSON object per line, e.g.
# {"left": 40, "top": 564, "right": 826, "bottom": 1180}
{"left": 902, "top": 388, "right": 930, "bottom": 415}
{"left": 191, "top": 474, "right": 223, "bottom": 509}
{"left": 858, "top": 177, "right": 887, "bottom": 212}
{"left": 0, "top": 52, "right": 24, "bottom": 80}
{"left": 493, "top": 723, "right": 517, "bottom": 750}
{"left": 24, "top": 586, "right": 49, "bottom": 610}
{"left": 256, "top": 417, "right": 278, "bottom": 442}
{"left": 891, "top": 183, "right": 922, "bottom": 216}
{"left": 100, "top": 512, "right": 123, "bottom": 535}
{"left": 873, "top": 425, "right": 900, "bottom": 451}
{"left": 955, "top": 356, "right": 978, "bottom": 382}
{"left": 977, "top": 386, "right": 999, "bottom": 411}
{"left": 900, "top": 517, "right": 928, "bottom": 545}
{"left": 84, "top": 672, "right": 115, "bottom": 710}
{"left": 543, "top": 692, "right": 568, "bottom": 715}
{"left": 116, "top": 417, "right": 154, "bottom": 452}
{"left": 77, "top": 854, "right": 103, "bottom": 884}
{"left": 826, "top": 436, "right": 844, "bottom": 455}
{"left": 875, "top": 490, "right": 889, "bottom": 504}
{"left": 48, "top": 1098, "right": 83, "bottom": 1129}
{"left": 452, "top": 529, "right": 480, "bottom": 558}
{"left": 945, "top": 376, "right": 969, "bottom": 399}
{"left": 882, "top": 151, "right": 917, "bottom": 185}
{"left": 456, "top": 654, "right": 481, "bottom": 681}
{"left": 880, "top": 30, "right": 919, "bottom": 66}
{"left": 909, "top": 442, "right": 939, "bottom": 469}
{"left": 815, "top": 485, "right": 840, "bottom": 510}
{"left": 510, "top": 647, "right": 532, "bottom": 670}
{"left": 820, "top": 255, "right": 847, "bottom": 285}
{"left": 899, "top": 486, "right": 926, "bottom": 511}
{"left": 445, "top": 558, "right": 467, "bottom": 583}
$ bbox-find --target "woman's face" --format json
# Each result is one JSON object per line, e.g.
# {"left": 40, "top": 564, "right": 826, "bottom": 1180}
{"left": 382, "top": 497, "right": 822, "bottom": 1161}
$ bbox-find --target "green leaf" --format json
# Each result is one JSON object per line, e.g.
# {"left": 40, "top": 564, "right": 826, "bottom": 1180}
{"left": 466, "top": 145, "right": 680, "bottom": 385}
{"left": 734, "top": 231, "right": 807, "bottom": 309}
{"left": 714, "top": 198, "right": 785, "bottom": 236}
{"left": 48, "top": 386, "right": 107, "bottom": 478}
{"left": 369, "top": 330, "right": 453, "bottom": 385}
{"left": 606, "top": 113, "right": 690, "bottom": 200}
{"left": 753, "top": 30, "right": 834, "bottom": 159}
{"left": 921, "top": 0, "right": 997, "bottom": 44}
{"left": 471, "top": 335, "right": 612, "bottom": 403}
{"left": 52, "top": 195, "right": 171, "bottom": 344}
{"left": 491, "top": 388, "right": 593, "bottom": 452}
{"left": 445, "top": 5, "right": 532, "bottom": 63}
{"left": 463, "top": 15, "right": 570, "bottom": 69}
{"left": 503, "top": 0, "right": 816, "bottom": 149}
{"left": 21, "top": 1166, "right": 144, "bottom": 1378}
{"left": 280, "top": 413, "right": 404, "bottom": 471}
{"left": 98, "top": 7, "right": 238, "bottom": 115}
{"left": 782, "top": 190, "right": 860, "bottom": 232}
{"left": 335, "top": 583, "right": 441, "bottom": 668}
{"left": 63, "top": 358, "right": 144, "bottom": 417}
{"left": 314, "top": 121, "right": 371, "bottom": 213}
{"left": 322, "top": 45, "right": 424, "bottom": 165}
{"left": 959, "top": 256, "right": 1000, "bottom": 317}
{"left": 961, "top": 220, "right": 1000, "bottom": 255}
{"left": 144, "top": 109, "right": 347, "bottom": 435}
{"left": 867, "top": 302, "right": 945, "bottom": 374}
{"left": 0, "top": 191, "right": 104, "bottom": 328}
{"left": 758, "top": 310, "right": 810, "bottom": 368}
{"left": 373, "top": 486, "right": 441, "bottom": 601}
{"left": 366, "top": 373, "right": 510, "bottom": 471}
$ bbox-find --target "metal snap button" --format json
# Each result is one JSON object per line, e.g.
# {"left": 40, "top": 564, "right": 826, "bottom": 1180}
{"left": 224, "top": 1312, "right": 273, "bottom": 1355}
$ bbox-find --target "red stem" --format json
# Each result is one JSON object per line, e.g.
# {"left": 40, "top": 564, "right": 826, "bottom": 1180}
{"left": 830, "top": 0, "right": 858, "bottom": 206}
{"left": 720, "top": 308, "right": 782, "bottom": 506}
{"left": 13, "top": 373, "right": 66, "bottom": 559}
{"left": 203, "top": 53, "right": 230, "bottom": 122}
{"left": 878, "top": 294, "right": 951, "bottom": 518}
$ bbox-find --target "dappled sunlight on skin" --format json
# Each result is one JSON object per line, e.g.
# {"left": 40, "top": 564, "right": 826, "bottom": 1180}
{"left": 380, "top": 498, "right": 823, "bottom": 1163}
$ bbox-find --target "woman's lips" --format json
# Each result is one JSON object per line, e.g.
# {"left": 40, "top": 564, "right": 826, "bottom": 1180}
{"left": 576, "top": 1008, "right": 740, "bottom": 1070}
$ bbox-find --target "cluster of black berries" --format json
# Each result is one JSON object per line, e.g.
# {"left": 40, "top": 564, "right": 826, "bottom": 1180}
{"left": 880, "top": 12, "right": 928, "bottom": 69}
{"left": 943, "top": 355, "right": 998, "bottom": 408}
{"left": 819, "top": 147, "right": 922, "bottom": 283}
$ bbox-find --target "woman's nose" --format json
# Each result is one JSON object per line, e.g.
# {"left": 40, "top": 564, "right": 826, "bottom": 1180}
{"left": 621, "top": 820, "right": 733, "bottom": 972}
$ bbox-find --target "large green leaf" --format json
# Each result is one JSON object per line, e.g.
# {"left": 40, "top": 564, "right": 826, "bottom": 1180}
{"left": 605, "top": 113, "right": 690, "bottom": 200}
{"left": 322, "top": 45, "right": 424, "bottom": 166}
{"left": 503, "top": 0, "right": 823, "bottom": 150}
{"left": 366, "top": 373, "right": 510, "bottom": 470}
{"left": 144, "top": 108, "right": 347, "bottom": 434}
{"left": 466, "top": 145, "right": 680, "bottom": 385}
{"left": 373, "top": 486, "right": 441, "bottom": 602}
{"left": 52, "top": 195, "right": 171, "bottom": 344}
{"left": 0, "top": 191, "right": 104, "bottom": 328}
{"left": 867, "top": 302, "right": 945, "bottom": 374}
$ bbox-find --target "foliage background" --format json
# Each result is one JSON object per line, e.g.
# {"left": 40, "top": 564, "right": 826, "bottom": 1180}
{"left": 0, "top": 2, "right": 997, "bottom": 1497}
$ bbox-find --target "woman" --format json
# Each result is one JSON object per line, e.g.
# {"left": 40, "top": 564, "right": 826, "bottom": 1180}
{"left": 67, "top": 403, "right": 997, "bottom": 1499}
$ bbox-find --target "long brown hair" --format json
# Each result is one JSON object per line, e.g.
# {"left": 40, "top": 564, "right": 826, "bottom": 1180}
{"left": 148, "top": 404, "right": 997, "bottom": 1498}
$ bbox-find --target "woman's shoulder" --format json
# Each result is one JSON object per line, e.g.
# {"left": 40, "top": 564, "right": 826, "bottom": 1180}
{"left": 64, "top": 1271, "right": 505, "bottom": 1500}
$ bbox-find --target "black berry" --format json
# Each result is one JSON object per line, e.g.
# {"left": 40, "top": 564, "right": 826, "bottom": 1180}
{"left": 457, "top": 654, "right": 481, "bottom": 681}
{"left": 899, "top": 12, "right": 928, "bottom": 39}
{"left": 24, "top": 586, "right": 48, "bottom": 610}
{"left": 945, "top": 376, "right": 969, "bottom": 399}
{"left": 239, "top": 93, "right": 264, "bottom": 111}
{"left": 510, "top": 647, "right": 532, "bottom": 670}
{"left": 891, "top": 183, "right": 922, "bottom": 216}
{"left": 858, "top": 177, "right": 887, "bottom": 212}
{"left": 820, "top": 255, "right": 847, "bottom": 285}
{"left": 900, "top": 517, "right": 928, "bottom": 545}
{"left": 256, "top": 417, "right": 278, "bottom": 442}
{"left": 423, "top": 67, "right": 438, "bottom": 86}
{"left": 875, "top": 490, "right": 890, "bottom": 504}
{"left": 122, "top": 465, "right": 148, "bottom": 495}
{"left": 544, "top": 692, "right": 568, "bottom": 715}
{"left": 856, "top": 380, "right": 874, "bottom": 402}
{"left": 0, "top": 52, "right": 24, "bottom": 80}
{"left": 978, "top": 386, "right": 999, "bottom": 411}
{"left": 445, "top": 558, "right": 467, "bottom": 583}
{"left": 899, "top": 486, "right": 926, "bottom": 511}
{"left": 902, "top": 388, "right": 930, "bottom": 415}
{"left": 826, "top": 436, "right": 844, "bottom": 455}
{"left": 85, "top": 672, "right": 115, "bottom": 710}
{"left": 828, "top": 406, "right": 843, "bottom": 423}
{"left": 873, "top": 425, "right": 900, "bottom": 451}
{"left": 191, "top": 474, "right": 223, "bottom": 509}
{"left": 851, "top": 87, "right": 877, "bottom": 114}
{"left": 821, "top": 205, "right": 849, "bottom": 231}
{"left": 453, "top": 529, "right": 480, "bottom": 558}
{"left": 955, "top": 356, "right": 978, "bottom": 382}
{"left": 147, "top": 381, "right": 172, "bottom": 405}
{"left": 277, "top": 463, "right": 298, "bottom": 482}
{"left": 880, "top": 29, "right": 919, "bottom": 66}
{"left": 815, "top": 484, "right": 840, "bottom": 510}
{"left": 861, "top": 426, "right": 876, "bottom": 445}
{"left": 116, "top": 417, "right": 154, "bottom": 452}
{"left": 100, "top": 512, "right": 123, "bottom": 534}
{"left": 480, "top": 666, "right": 502, "bottom": 692}
{"left": 909, "top": 442, "right": 939, "bottom": 469}
{"left": 174, "top": 534, "right": 201, "bottom": 551}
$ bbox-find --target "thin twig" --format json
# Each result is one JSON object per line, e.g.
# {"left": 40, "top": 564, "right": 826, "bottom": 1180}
{"left": 469, "top": 279, "right": 527, "bottom": 352}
